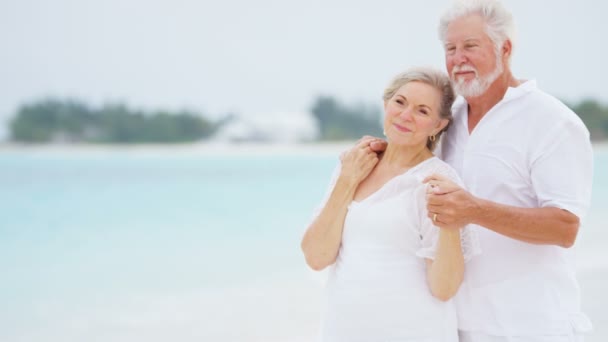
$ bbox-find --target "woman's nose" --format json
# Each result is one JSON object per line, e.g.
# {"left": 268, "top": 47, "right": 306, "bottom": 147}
{"left": 400, "top": 107, "right": 414, "bottom": 120}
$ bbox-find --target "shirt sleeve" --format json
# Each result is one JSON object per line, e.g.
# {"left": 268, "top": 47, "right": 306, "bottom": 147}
{"left": 530, "top": 118, "right": 593, "bottom": 220}
{"left": 415, "top": 161, "right": 481, "bottom": 262}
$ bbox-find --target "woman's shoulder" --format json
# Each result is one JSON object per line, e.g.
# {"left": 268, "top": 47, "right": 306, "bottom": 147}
{"left": 414, "top": 157, "right": 461, "bottom": 184}
{"left": 418, "top": 156, "right": 456, "bottom": 172}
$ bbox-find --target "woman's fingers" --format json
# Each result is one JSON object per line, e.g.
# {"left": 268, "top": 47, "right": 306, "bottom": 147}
{"left": 369, "top": 139, "right": 388, "bottom": 153}
{"left": 423, "top": 174, "right": 460, "bottom": 195}
{"left": 422, "top": 173, "right": 450, "bottom": 184}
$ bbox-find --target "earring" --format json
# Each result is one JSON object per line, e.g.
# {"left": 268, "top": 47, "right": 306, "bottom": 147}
{"left": 430, "top": 135, "right": 436, "bottom": 142}
{"left": 383, "top": 130, "right": 387, "bottom": 136}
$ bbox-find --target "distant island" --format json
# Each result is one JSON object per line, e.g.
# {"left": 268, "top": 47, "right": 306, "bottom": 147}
{"left": 7, "top": 96, "right": 608, "bottom": 143}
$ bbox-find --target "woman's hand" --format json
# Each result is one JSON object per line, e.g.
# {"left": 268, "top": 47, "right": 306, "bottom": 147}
{"left": 341, "top": 136, "right": 386, "bottom": 158}
{"left": 423, "top": 174, "right": 477, "bottom": 230}
{"left": 424, "top": 174, "right": 461, "bottom": 196}
{"left": 339, "top": 137, "right": 380, "bottom": 186}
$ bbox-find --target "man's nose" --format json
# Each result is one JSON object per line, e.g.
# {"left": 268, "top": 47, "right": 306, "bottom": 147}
{"left": 452, "top": 48, "right": 468, "bottom": 65}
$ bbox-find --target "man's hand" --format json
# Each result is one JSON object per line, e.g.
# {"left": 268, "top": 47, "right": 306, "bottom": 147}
{"left": 423, "top": 174, "right": 479, "bottom": 229}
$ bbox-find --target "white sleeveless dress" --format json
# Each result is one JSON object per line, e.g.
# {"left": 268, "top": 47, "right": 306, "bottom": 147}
{"left": 311, "top": 157, "right": 480, "bottom": 342}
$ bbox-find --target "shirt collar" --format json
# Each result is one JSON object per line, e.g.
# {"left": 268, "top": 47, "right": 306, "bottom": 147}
{"left": 503, "top": 79, "right": 536, "bottom": 102}
{"left": 452, "top": 79, "right": 537, "bottom": 111}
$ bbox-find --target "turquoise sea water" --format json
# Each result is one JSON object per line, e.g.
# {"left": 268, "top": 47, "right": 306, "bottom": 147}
{"left": 0, "top": 145, "right": 606, "bottom": 341}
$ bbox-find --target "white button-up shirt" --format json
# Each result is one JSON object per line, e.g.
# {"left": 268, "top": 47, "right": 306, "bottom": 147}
{"left": 437, "top": 80, "right": 594, "bottom": 336}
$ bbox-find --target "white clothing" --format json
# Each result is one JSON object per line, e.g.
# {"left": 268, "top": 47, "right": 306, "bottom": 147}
{"left": 437, "top": 80, "right": 594, "bottom": 337}
{"left": 459, "top": 331, "right": 585, "bottom": 342}
{"left": 311, "top": 157, "right": 480, "bottom": 342}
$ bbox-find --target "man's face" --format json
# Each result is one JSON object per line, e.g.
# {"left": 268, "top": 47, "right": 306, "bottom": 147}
{"left": 444, "top": 15, "right": 503, "bottom": 98}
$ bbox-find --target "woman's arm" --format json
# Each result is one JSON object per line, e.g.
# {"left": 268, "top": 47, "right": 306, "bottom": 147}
{"left": 301, "top": 139, "right": 379, "bottom": 271}
{"left": 425, "top": 228, "right": 464, "bottom": 301}
{"left": 301, "top": 176, "right": 359, "bottom": 271}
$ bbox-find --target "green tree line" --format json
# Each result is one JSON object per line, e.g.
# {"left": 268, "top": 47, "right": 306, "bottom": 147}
{"left": 566, "top": 99, "right": 608, "bottom": 141}
{"left": 10, "top": 99, "right": 220, "bottom": 143}
{"left": 310, "top": 97, "right": 608, "bottom": 141}
{"left": 8, "top": 97, "right": 608, "bottom": 143}
{"left": 311, "top": 96, "right": 384, "bottom": 140}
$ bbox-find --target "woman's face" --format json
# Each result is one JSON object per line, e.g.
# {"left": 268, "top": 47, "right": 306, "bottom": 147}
{"left": 383, "top": 81, "right": 448, "bottom": 149}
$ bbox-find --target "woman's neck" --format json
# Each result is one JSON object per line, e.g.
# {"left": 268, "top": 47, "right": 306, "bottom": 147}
{"left": 378, "top": 143, "right": 433, "bottom": 174}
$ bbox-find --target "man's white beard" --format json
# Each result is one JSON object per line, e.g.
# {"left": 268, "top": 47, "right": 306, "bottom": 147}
{"left": 452, "top": 55, "right": 504, "bottom": 98}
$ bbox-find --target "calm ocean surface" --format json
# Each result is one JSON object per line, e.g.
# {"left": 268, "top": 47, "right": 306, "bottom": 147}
{"left": 0, "top": 144, "right": 606, "bottom": 341}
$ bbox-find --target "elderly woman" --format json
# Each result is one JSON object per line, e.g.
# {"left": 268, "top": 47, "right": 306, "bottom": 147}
{"left": 301, "top": 67, "right": 479, "bottom": 341}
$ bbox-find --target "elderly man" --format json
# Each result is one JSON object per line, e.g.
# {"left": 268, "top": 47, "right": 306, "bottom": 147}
{"left": 366, "top": 0, "right": 593, "bottom": 341}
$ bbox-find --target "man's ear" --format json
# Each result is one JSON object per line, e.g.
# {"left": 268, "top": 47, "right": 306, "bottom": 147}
{"left": 502, "top": 39, "right": 512, "bottom": 61}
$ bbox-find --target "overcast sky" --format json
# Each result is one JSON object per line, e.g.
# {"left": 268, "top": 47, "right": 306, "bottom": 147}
{"left": 1, "top": 0, "right": 606, "bottom": 139}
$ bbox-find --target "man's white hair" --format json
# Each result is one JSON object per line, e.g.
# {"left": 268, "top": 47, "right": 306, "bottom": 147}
{"left": 438, "top": 0, "right": 517, "bottom": 61}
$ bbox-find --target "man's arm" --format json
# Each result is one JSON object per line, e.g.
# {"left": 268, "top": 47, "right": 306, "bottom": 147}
{"left": 472, "top": 198, "right": 579, "bottom": 248}
{"left": 424, "top": 176, "right": 579, "bottom": 248}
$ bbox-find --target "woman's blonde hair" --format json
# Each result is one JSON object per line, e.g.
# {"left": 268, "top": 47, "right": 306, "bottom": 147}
{"left": 382, "top": 66, "right": 455, "bottom": 151}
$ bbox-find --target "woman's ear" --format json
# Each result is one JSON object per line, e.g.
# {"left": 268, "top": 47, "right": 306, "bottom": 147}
{"left": 435, "top": 118, "right": 449, "bottom": 134}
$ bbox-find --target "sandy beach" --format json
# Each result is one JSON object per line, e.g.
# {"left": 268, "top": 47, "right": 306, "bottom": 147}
{"left": 1, "top": 141, "right": 606, "bottom": 341}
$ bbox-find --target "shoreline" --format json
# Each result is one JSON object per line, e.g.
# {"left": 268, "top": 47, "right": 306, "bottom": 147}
{"left": 1, "top": 140, "right": 607, "bottom": 157}
{"left": 0, "top": 141, "right": 357, "bottom": 157}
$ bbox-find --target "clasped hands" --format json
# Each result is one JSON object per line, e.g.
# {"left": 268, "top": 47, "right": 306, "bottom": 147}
{"left": 350, "top": 136, "right": 476, "bottom": 230}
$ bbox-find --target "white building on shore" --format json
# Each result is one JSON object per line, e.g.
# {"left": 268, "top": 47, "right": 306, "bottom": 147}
{"left": 213, "top": 111, "right": 318, "bottom": 143}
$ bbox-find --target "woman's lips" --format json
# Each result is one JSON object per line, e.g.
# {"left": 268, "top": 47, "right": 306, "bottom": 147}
{"left": 393, "top": 123, "right": 411, "bottom": 133}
